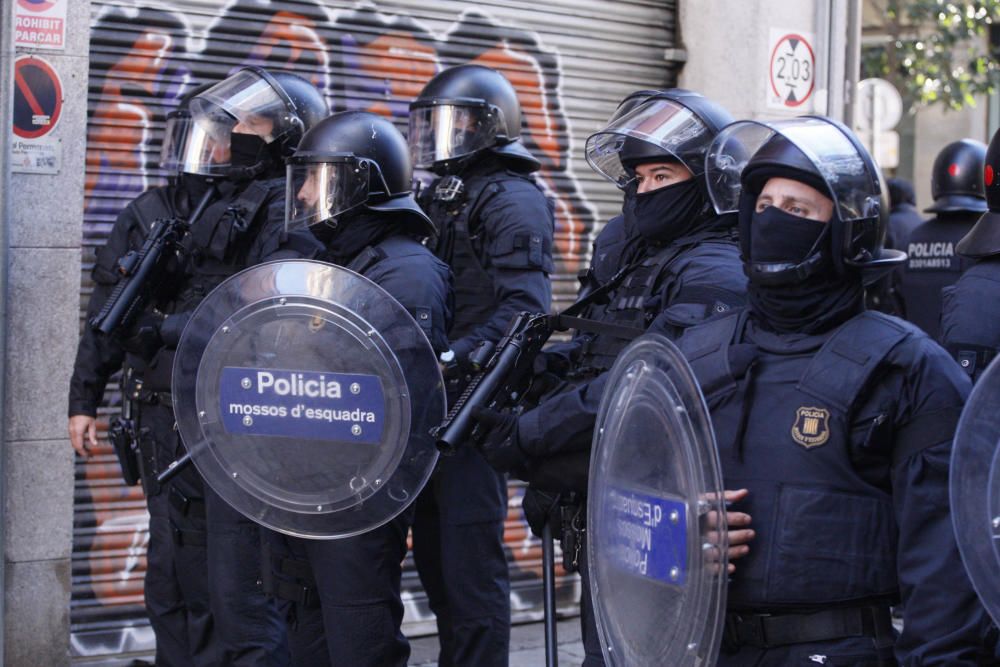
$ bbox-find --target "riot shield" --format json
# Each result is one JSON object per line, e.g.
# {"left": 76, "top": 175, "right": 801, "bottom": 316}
{"left": 172, "top": 260, "right": 444, "bottom": 539}
{"left": 951, "top": 356, "right": 1000, "bottom": 626}
{"left": 588, "top": 334, "right": 727, "bottom": 666}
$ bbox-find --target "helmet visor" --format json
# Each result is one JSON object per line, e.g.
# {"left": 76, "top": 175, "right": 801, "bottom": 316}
{"left": 159, "top": 112, "right": 231, "bottom": 175}
{"left": 586, "top": 98, "right": 712, "bottom": 188}
{"left": 191, "top": 69, "right": 299, "bottom": 145}
{"left": 706, "top": 117, "right": 881, "bottom": 221}
{"left": 285, "top": 158, "right": 372, "bottom": 230}
{"left": 408, "top": 103, "right": 506, "bottom": 169}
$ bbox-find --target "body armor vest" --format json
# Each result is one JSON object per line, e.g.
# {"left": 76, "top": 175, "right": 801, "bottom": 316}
{"left": 429, "top": 170, "right": 537, "bottom": 339}
{"left": 144, "top": 180, "right": 277, "bottom": 392}
{"left": 680, "top": 311, "right": 912, "bottom": 610}
{"left": 576, "top": 231, "right": 734, "bottom": 373}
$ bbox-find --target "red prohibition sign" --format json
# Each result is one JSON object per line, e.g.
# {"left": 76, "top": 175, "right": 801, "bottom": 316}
{"left": 13, "top": 57, "right": 63, "bottom": 139}
{"left": 770, "top": 33, "right": 816, "bottom": 107}
{"left": 17, "top": 0, "right": 58, "bottom": 12}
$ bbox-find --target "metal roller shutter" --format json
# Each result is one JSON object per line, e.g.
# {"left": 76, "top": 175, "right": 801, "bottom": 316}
{"left": 73, "top": 0, "right": 680, "bottom": 659}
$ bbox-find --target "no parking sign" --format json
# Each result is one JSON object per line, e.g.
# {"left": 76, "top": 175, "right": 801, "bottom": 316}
{"left": 767, "top": 29, "right": 816, "bottom": 111}
{"left": 13, "top": 56, "right": 63, "bottom": 139}
{"left": 10, "top": 55, "right": 63, "bottom": 174}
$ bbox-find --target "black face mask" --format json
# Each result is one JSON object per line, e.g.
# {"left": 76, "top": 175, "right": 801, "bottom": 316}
{"left": 747, "top": 206, "right": 864, "bottom": 334}
{"left": 623, "top": 178, "right": 705, "bottom": 245}
{"left": 228, "top": 132, "right": 274, "bottom": 179}
{"left": 748, "top": 205, "right": 827, "bottom": 279}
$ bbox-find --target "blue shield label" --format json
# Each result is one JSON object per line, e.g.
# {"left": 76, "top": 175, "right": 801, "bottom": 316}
{"left": 217, "top": 367, "right": 386, "bottom": 443}
{"left": 605, "top": 486, "right": 688, "bottom": 586}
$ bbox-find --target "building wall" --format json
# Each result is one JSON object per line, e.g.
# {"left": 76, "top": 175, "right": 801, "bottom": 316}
{"left": 678, "top": 0, "right": 838, "bottom": 121}
{"left": 2, "top": 1, "right": 92, "bottom": 665}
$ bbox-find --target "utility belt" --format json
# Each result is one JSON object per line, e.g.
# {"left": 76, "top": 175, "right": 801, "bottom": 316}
{"left": 722, "top": 605, "right": 894, "bottom": 650}
{"left": 261, "top": 542, "right": 320, "bottom": 608}
{"left": 557, "top": 496, "right": 586, "bottom": 574}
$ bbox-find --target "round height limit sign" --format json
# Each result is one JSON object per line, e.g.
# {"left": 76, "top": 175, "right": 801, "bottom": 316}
{"left": 767, "top": 30, "right": 815, "bottom": 110}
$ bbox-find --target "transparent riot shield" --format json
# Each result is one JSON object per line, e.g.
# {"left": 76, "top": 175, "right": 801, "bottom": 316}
{"left": 172, "top": 260, "right": 444, "bottom": 539}
{"left": 588, "top": 334, "right": 727, "bottom": 666}
{"left": 951, "top": 356, "right": 1000, "bottom": 626}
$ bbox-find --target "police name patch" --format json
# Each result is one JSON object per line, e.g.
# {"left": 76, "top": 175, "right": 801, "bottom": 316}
{"left": 791, "top": 406, "right": 830, "bottom": 449}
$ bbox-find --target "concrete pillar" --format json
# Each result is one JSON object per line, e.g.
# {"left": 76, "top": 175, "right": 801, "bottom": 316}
{"left": 678, "top": 0, "right": 820, "bottom": 120}
{"left": 1, "top": 1, "right": 91, "bottom": 665}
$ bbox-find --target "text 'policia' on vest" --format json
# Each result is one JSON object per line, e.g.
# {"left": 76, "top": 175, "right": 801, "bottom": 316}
{"left": 898, "top": 138, "right": 987, "bottom": 339}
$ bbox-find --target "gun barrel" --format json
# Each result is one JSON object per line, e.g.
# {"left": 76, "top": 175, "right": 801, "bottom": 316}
{"left": 434, "top": 342, "right": 523, "bottom": 454}
{"left": 91, "top": 237, "right": 168, "bottom": 334}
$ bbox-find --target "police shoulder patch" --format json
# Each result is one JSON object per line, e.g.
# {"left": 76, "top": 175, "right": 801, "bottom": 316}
{"left": 791, "top": 406, "right": 830, "bottom": 449}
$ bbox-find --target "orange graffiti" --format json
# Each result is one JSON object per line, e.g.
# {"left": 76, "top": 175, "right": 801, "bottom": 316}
{"left": 84, "top": 29, "right": 179, "bottom": 207}
{"left": 356, "top": 31, "right": 437, "bottom": 118}
{"left": 247, "top": 10, "right": 328, "bottom": 89}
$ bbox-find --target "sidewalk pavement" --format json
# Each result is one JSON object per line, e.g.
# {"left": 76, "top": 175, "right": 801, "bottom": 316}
{"left": 410, "top": 616, "right": 586, "bottom": 666}
{"left": 73, "top": 616, "right": 587, "bottom": 666}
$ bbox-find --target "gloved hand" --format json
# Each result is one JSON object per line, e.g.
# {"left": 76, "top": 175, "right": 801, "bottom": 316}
{"left": 471, "top": 406, "right": 530, "bottom": 473}
{"left": 121, "top": 310, "right": 165, "bottom": 359}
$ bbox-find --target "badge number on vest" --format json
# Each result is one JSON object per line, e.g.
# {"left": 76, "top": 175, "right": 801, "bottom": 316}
{"left": 791, "top": 406, "right": 830, "bottom": 449}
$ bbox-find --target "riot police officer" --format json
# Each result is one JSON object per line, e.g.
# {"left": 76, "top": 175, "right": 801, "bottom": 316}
{"left": 941, "top": 128, "right": 1000, "bottom": 382}
{"left": 70, "top": 67, "right": 328, "bottom": 666}
{"left": 898, "top": 139, "right": 987, "bottom": 337}
{"left": 664, "top": 116, "right": 992, "bottom": 664}
{"left": 69, "top": 84, "right": 220, "bottom": 667}
{"left": 407, "top": 64, "right": 556, "bottom": 667}
{"left": 262, "top": 110, "right": 451, "bottom": 667}
{"left": 474, "top": 89, "right": 749, "bottom": 667}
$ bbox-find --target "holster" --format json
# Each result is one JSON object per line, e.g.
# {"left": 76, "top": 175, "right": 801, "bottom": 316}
{"left": 108, "top": 416, "right": 141, "bottom": 487}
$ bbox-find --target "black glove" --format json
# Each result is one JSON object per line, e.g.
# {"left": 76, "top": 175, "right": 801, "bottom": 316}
{"left": 471, "top": 406, "right": 529, "bottom": 473}
{"left": 522, "top": 487, "right": 561, "bottom": 538}
{"left": 121, "top": 310, "right": 165, "bottom": 359}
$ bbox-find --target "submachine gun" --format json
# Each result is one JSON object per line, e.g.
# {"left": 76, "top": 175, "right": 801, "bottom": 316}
{"left": 431, "top": 261, "right": 645, "bottom": 454}
{"left": 89, "top": 185, "right": 216, "bottom": 336}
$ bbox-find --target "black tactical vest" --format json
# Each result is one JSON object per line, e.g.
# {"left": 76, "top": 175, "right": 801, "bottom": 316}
{"left": 575, "top": 231, "right": 735, "bottom": 373}
{"left": 142, "top": 179, "right": 278, "bottom": 393}
{"left": 679, "top": 311, "right": 912, "bottom": 610}
{"left": 428, "top": 170, "right": 539, "bottom": 339}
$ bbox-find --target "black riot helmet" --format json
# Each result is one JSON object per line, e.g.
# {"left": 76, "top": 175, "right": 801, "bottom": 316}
{"left": 706, "top": 115, "right": 904, "bottom": 284}
{"left": 188, "top": 67, "right": 328, "bottom": 179}
{"left": 586, "top": 89, "right": 735, "bottom": 189}
{"left": 607, "top": 89, "right": 660, "bottom": 124}
{"left": 285, "top": 111, "right": 434, "bottom": 237}
{"left": 927, "top": 139, "right": 988, "bottom": 213}
{"left": 408, "top": 64, "right": 538, "bottom": 174}
{"left": 957, "top": 128, "right": 1000, "bottom": 257}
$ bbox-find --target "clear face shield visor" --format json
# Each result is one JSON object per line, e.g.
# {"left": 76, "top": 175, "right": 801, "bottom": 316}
{"left": 407, "top": 102, "right": 507, "bottom": 169}
{"left": 585, "top": 98, "right": 712, "bottom": 188}
{"left": 286, "top": 157, "right": 392, "bottom": 230}
{"left": 190, "top": 69, "right": 301, "bottom": 145}
{"left": 159, "top": 111, "right": 231, "bottom": 176}
{"left": 705, "top": 117, "right": 881, "bottom": 223}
